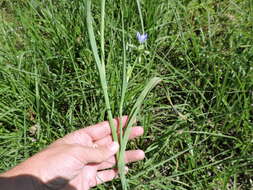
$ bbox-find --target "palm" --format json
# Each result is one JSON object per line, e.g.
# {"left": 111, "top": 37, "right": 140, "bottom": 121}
{"left": 49, "top": 116, "right": 144, "bottom": 190}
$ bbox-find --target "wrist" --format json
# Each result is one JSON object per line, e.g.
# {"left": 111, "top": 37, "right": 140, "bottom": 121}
{"left": 0, "top": 173, "right": 44, "bottom": 190}
{"left": 0, "top": 163, "right": 45, "bottom": 190}
{"left": 1, "top": 162, "right": 68, "bottom": 190}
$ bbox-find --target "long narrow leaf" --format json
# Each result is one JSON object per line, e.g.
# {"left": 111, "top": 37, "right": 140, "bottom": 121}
{"left": 122, "top": 77, "right": 161, "bottom": 150}
{"left": 86, "top": 0, "right": 118, "bottom": 142}
{"left": 118, "top": 77, "right": 161, "bottom": 190}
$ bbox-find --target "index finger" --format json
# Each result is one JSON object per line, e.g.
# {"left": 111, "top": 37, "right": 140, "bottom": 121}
{"left": 52, "top": 116, "right": 129, "bottom": 147}
{"left": 80, "top": 116, "right": 128, "bottom": 141}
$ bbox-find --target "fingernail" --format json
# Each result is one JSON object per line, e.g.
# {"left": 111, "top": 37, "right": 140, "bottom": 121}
{"left": 109, "top": 141, "right": 119, "bottom": 152}
{"left": 137, "top": 127, "right": 144, "bottom": 135}
{"left": 124, "top": 166, "right": 129, "bottom": 174}
{"left": 138, "top": 150, "right": 145, "bottom": 159}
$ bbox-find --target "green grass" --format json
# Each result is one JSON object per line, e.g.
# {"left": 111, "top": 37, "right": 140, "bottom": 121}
{"left": 0, "top": 0, "right": 253, "bottom": 189}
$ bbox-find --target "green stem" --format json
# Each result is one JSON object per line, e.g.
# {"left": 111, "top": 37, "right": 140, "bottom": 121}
{"left": 118, "top": 1, "right": 129, "bottom": 189}
{"left": 136, "top": 0, "right": 145, "bottom": 34}
{"left": 101, "top": 0, "right": 105, "bottom": 66}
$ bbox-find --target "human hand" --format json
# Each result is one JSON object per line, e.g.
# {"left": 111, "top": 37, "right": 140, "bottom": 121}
{"left": 1, "top": 116, "right": 144, "bottom": 190}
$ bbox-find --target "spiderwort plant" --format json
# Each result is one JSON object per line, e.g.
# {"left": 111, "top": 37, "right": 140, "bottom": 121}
{"left": 86, "top": 0, "right": 161, "bottom": 189}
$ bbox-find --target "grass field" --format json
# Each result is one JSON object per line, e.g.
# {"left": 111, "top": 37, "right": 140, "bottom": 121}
{"left": 0, "top": 0, "right": 253, "bottom": 189}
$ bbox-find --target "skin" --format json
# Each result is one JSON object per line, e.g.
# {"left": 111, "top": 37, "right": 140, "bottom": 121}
{"left": 0, "top": 116, "right": 145, "bottom": 190}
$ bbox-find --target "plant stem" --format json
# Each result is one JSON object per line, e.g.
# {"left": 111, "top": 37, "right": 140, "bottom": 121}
{"left": 118, "top": 1, "right": 129, "bottom": 189}
{"left": 136, "top": 0, "right": 145, "bottom": 34}
{"left": 101, "top": 0, "right": 105, "bottom": 66}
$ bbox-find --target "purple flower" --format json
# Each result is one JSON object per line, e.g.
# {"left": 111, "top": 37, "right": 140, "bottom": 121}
{"left": 137, "top": 32, "right": 148, "bottom": 43}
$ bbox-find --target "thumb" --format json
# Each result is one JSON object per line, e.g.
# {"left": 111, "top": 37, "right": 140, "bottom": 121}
{"left": 71, "top": 142, "right": 119, "bottom": 164}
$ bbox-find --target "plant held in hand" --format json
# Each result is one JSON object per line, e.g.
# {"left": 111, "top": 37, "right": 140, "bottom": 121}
{"left": 86, "top": 0, "right": 161, "bottom": 189}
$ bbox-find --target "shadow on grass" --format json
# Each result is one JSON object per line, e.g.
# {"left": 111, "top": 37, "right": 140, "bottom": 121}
{"left": 0, "top": 175, "right": 76, "bottom": 190}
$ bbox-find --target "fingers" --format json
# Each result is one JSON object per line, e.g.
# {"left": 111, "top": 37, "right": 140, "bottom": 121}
{"left": 95, "top": 126, "right": 144, "bottom": 146}
{"left": 128, "top": 127, "right": 144, "bottom": 139}
{"left": 71, "top": 142, "right": 119, "bottom": 164}
{"left": 83, "top": 116, "right": 128, "bottom": 141}
{"left": 89, "top": 167, "right": 128, "bottom": 187}
{"left": 97, "top": 150, "right": 145, "bottom": 170}
{"left": 52, "top": 132, "right": 93, "bottom": 147}
{"left": 53, "top": 116, "right": 140, "bottom": 147}
{"left": 72, "top": 116, "right": 129, "bottom": 142}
